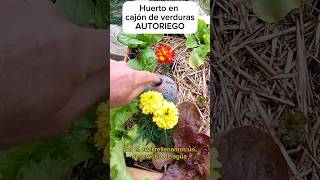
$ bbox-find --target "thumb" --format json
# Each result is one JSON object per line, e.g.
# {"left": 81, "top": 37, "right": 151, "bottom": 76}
{"left": 134, "top": 71, "right": 160, "bottom": 86}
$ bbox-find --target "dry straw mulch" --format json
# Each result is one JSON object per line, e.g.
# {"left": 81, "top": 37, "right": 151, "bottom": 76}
{"left": 211, "top": 0, "right": 320, "bottom": 179}
{"left": 155, "top": 36, "right": 211, "bottom": 133}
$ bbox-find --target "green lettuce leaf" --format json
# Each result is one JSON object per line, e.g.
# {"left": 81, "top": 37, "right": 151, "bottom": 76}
{"left": 185, "top": 19, "right": 210, "bottom": 69}
{"left": 56, "top": 0, "right": 108, "bottom": 29}
{"left": 189, "top": 45, "right": 209, "bottom": 69}
{"left": 110, "top": 102, "right": 140, "bottom": 180}
{"left": 0, "top": 118, "right": 94, "bottom": 180}
{"left": 140, "top": 47, "right": 158, "bottom": 72}
{"left": 136, "top": 34, "right": 164, "bottom": 47}
{"left": 195, "top": 19, "right": 210, "bottom": 43}
{"left": 117, "top": 33, "right": 163, "bottom": 49}
{"left": 110, "top": 140, "right": 133, "bottom": 180}
{"left": 117, "top": 33, "right": 147, "bottom": 48}
{"left": 56, "top": 0, "right": 95, "bottom": 27}
{"left": 127, "top": 59, "right": 144, "bottom": 71}
{"left": 185, "top": 34, "right": 199, "bottom": 48}
{"left": 199, "top": 0, "right": 210, "bottom": 15}
{"left": 127, "top": 47, "right": 158, "bottom": 73}
{"left": 90, "top": 0, "right": 108, "bottom": 29}
{"left": 203, "top": 34, "right": 210, "bottom": 47}
{"left": 17, "top": 158, "right": 70, "bottom": 180}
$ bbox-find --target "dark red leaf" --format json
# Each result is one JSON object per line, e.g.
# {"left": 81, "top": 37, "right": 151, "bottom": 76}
{"left": 160, "top": 162, "right": 186, "bottom": 180}
{"left": 176, "top": 102, "right": 201, "bottom": 131}
{"left": 173, "top": 102, "right": 202, "bottom": 148}
{"left": 152, "top": 152, "right": 175, "bottom": 170}
{"left": 163, "top": 102, "right": 210, "bottom": 180}
{"left": 173, "top": 125, "right": 197, "bottom": 148}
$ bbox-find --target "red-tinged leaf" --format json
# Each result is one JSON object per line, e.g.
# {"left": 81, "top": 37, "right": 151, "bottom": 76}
{"left": 160, "top": 162, "right": 186, "bottom": 180}
{"left": 161, "top": 161, "right": 209, "bottom": 180}
{"left": 215, "top": 126, "right": 289, "bottom": 180}
{"left": 164, "top": 102, "right": 210, "bottom": 180}
{"left": 173, "top": 102, "right": 202, "bottom": 148}
{"left": 176, "top": 102, "right": 201, "bottom": 131}
{"left": 173, "top": 126, "right": 197, "bottom": 148}
{"left": 192, "top": 134, "right": 210, "bottom": 152}
{"left": 152, "top": 152, "right": 175, "bottom": 170}
{"left": 177, "top": 102, "right": 201, "bottom": 129}
{"left": 202, "top": 153, "right": 210, "bottom": 180}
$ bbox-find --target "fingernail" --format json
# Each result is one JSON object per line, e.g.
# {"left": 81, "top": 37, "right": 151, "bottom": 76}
{"left": 151, "top": 78, "right": 163, "bottom": 87}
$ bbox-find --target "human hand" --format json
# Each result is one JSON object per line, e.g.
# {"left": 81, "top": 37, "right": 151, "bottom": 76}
{"left": 0, "top": 0, "right": 107, "bottom": 148}
{"left": 110, "top": 60, "right": 160, "bottom": 108}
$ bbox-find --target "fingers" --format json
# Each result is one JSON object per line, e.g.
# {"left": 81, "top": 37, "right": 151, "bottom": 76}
{"left": 134, "top": 71, "right": 161, "bottom": 86}
{"left": 127, "top": 71, "right": 159, "bottom": 101}
{"left": 128, "top": 84, "right": 145, "bottom": 101}
{"left": 54, "top": 69, "right": 107, "bottom": 129}
{"left": 74, "top": 27, "right": 108, "bottom": 76}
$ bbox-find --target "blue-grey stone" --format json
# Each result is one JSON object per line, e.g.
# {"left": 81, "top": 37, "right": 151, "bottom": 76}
{"left": 146, "top": 75, "right": 177, "bottom": 103}
{"left": 159, "top": 75, "right": 177, "bottom": 103}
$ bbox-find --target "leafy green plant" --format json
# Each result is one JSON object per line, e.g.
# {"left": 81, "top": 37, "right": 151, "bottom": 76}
{"left": 117, "top": 33, "right": 163, "bottom": 49}
{"left": 252, "top": 0, "right": 302, "bottom": 23}
{"left": 211, "top": 146, "right": 222, "bottom": 180}
{"left": 124, "top": 125, "right": 156, "bottom": 160}
{"left": 56, "top": 0, "right": 107, "bottom": 29}
{"left": 0, "top": 2, "right": 109, "bottom": 179}
{"left": 110, "top": 139, "right": 132, "bottom": 180}
{"left": 185, "top": 19, "right": 210, "bottom": 69}
{"left": 110, "top": 100, "right": 139, "bottom": 180}
{"left": 90, "top": 0, "right": 108, "bottom": 29}
{"left": 279, "top": 110, "right": 310, "bottom": 146}
{"left": 199, "top": 0, "right": 210, "bottom": 15}
{"left": 127, "top": 46, "right": 158, "bottom": 72}
{"left": 109, "top": 101, "right": 158, "bottom": 180}
{"left": 117, "top": 33, "right": 164, "bottom": 72}
{"left": 136, "top": 113, "right": 174, "bottom": 147}
{"left": 110, "top": 0, "right": 125, "bottom": 25}
{"left": 0, "top": 113, "right": 96, "bottom": 180}
{"left": 196, "top": 96, "right": 207, "bottom": 109}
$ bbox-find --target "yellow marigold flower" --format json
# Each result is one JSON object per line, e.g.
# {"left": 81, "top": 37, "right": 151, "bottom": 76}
{"left": 140, "top": 91, "right": 179, "bottom": 129}
{"left": 139, "top": 91, "right": 164, "bottom": 114}
{"left": 152, "top": 101, "right": 179, "bottom": 129}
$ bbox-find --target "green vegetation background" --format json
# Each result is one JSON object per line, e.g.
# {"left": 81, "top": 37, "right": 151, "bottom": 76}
{"left": 0, "top": 0, "right": 109, "bottom": 180}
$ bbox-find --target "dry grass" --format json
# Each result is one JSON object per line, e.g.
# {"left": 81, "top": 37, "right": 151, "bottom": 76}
{"left": 155, "top": 36, "right": 211, "bottom": 133}
{"left": 211, "top": 0, "right": 320, "bottom": 179}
